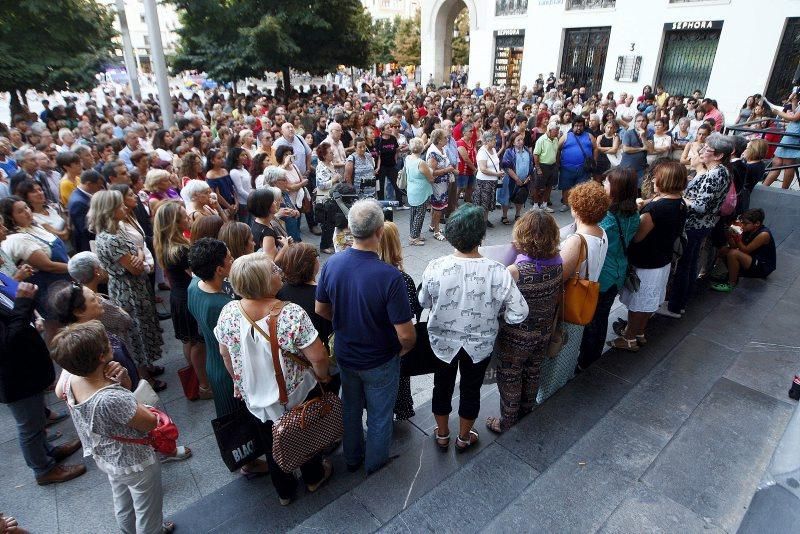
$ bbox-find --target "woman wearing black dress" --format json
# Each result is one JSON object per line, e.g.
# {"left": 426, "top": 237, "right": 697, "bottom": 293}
{"left": 153, "top": 200, "right": 212, "bottom": 399}
{"left": 378, "top": 221, "right": 418, "bottom": 420}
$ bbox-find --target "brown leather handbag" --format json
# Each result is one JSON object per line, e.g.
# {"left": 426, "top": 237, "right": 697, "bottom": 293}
{"left": 250, "top": 301, "right": 343, "bottom": 473}
{"left": 563, "top": 233, "right": 600, "bottom": 326}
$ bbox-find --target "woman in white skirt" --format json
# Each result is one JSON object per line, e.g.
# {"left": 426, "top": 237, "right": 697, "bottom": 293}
{"left": 610, "top": 160, "right": 688, "bottom": 350}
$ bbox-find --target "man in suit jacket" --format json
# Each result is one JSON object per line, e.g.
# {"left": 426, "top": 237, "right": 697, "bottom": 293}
{"left": 68, "top": 169, "right": 105, "bottom": 253}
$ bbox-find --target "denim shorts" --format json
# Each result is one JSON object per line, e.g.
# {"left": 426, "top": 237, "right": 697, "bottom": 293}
{"left": 457, "top": 174, "right": 476, "bottom": 189}
{"left": 558, "top": 165, "right": 589, "bottom": 191}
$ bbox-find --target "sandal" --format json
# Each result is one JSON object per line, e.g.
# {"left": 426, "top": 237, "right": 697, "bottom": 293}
{"left": 500, "top": 217, "right": 511, "bottom": 225}
{"left": 635, "top": 335, "right": 647, "bottom": 346}
{"left": 409, "top": 238, "right": 425, "bottom": 246}
{"left": 306, "top": 459, "right": 333, "bottom": 492}
{"left": 434, "top": 427, "right": 450, "bottom": 452}
{"left": 198, "top": 386, "right": 214, "bottom": 400}
{"left": 428, "top": 225, "right": 435, "bottom": 232}
{"left": 161, "top": 445, "right": 192, "bottom": 463}
{"left": 240, "top": 458, "right": 269, "bottom": 479}
{"left": 433, "top": 231, "right": 446, "bottom": 241}
{"left": 485, "top": 417, "right": 504, "bottom": 434}
{"left": 606, "top": 337, "right": 640, "bottom": 352}
{"left": 455, "top": 429, "right": 479, "bottom": 453}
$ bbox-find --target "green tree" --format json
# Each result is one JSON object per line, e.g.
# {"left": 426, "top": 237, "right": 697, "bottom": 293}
{"left": 0, "top": 0, "right": 116, "bottom": 116}
{"left": 452, "top": 8, "right": 470, "bottom": 66}
{"left": 393, "top": 10, "right": 421, "bottom": 66}
{"left": 369, "top": 17, "right": 398, "bottom": 67}
{"left": 170, "top": 0, "right": 262, "bottom": 88}
{"left": 170, "top": 0, "right": 372, "bottom": 99}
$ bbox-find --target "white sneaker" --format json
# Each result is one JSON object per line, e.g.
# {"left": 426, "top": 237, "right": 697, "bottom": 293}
{"left": 559, "top": 204, "right": 569, "bottom": 213}
{"left": 542, "top": 203, "right": 554, "bottom": 213}
{"left": 655, "top": 302, "right": 682, "bottom": 319}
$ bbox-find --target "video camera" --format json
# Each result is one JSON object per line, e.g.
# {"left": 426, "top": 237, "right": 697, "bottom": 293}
{"left": 314, "top": 185, "right": 397, "bottom": 229}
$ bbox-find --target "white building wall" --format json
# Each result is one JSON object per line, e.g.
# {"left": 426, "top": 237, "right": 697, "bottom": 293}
{"left": 422, "top": 0, "right": 800, "bottom": 123}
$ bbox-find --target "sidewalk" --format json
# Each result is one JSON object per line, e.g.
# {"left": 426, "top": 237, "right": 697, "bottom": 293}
{"left": 2, "top": 192, "right": 798, "bottom": 532}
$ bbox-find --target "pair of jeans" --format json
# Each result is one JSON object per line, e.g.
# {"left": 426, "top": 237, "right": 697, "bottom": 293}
{"left": 282, "top": 215, "right": 302, "bottom": 242}
{"left": 668, "top": 227, "right": 711, "bottom": 314}
{"left": 432, "top": 349, "right": 492, "bottom": 421}
{"left": 339, "top": 356, "right": 400, "bottom": 473}
{"left": 304, "top": 172, "right": 318, "bottom": 229}
{"left": 260, "top": 420, "right": 325, "bottom": 500}
{"left": 7, "top": 391, "right": 55, "bottom": 477}
{"left": 107, "top": 460, "right": 163, "bottom": 534}
{"left": 578, "top": 285, "right": 619, "bottom": 370}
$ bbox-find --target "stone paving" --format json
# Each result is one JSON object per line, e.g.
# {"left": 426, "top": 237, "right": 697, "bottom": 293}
{"left": 2, "top": 188, "right": 799, "bottom": 533}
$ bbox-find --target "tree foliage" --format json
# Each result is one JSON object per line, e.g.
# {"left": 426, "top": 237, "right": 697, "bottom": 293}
{"left": 169, "top": 0, "right": 372, "bottom": 87}
{"left": 0, "top": 0, "right": 116, "bottom": 96}
{"left": 369, "top": 17, "right": 398, "bottom": 66}
{"left": 452, "top": 8, "right": 470, "bottom": 66}
{"left": 393, "top": 10, "right": 421, "bottom": 66}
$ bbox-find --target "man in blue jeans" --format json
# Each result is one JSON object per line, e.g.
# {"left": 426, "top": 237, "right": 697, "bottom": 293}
{"left": 316, "top": 199, "right": 416, "bottom": 474}
{"left": 0, "top": 282, "right": 86, "bottom": 485}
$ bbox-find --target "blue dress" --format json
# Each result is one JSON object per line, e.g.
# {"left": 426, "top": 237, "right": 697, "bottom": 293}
{"left": 775, "top": 119, "right": 800, "bottom": 159}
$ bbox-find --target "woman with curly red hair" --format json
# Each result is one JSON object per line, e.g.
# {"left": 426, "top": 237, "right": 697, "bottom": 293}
{"left": 537, "top": 181, "right": 609, "bottom": 402}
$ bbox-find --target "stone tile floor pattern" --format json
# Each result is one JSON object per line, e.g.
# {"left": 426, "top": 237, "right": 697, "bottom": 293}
{"left": 2, "top": 200, "right": 798, "bottom": 533}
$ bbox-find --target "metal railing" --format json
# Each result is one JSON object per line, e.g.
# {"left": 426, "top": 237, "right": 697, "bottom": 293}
{"left": 724, "top": 119, "right": 800, "bottom": 177}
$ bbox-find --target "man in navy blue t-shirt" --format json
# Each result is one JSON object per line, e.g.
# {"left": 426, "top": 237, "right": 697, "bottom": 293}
{"left": 316, "top": 199, "right": 415, "bottom": 474}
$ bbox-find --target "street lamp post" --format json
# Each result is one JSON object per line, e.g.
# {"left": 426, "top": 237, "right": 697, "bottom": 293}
{"left": 143, "top": 0, "right": 174, "bottom": 128}
{"left": 114, "top": 0, "right": 141, "bottom": 101}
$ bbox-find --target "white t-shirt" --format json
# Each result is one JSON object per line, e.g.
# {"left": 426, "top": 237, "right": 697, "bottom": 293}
{"left": 230, "top": 168, "right": 253, "bottom": 204}
{"left": 476, "top": 147, "right": 500, "bottom": 182}
{"left": 1, "top": 226, "right": 57, "bottom": 263}
{"left": 33, "top": 206, "right": 66, "bottom": 232}
{"left": 562, "top": 230, "right": 608, "bottom": 282}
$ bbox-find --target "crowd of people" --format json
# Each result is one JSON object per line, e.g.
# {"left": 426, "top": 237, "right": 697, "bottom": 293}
{"left": 1, "top": 74, "right": 797, "bottom": 533}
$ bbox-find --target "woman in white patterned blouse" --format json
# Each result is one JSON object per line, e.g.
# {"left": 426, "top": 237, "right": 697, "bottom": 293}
{"left": 419, "top": 204, "right": 528, "bottom": 453}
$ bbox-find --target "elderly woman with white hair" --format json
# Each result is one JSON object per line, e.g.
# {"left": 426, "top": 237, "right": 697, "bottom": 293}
{"left": 89, "top": 190, "right": 166, "bottom": 391}
{"left": 144, "top": 169, "right": 181, "bottom": 215}
{"left": 257, "top": 166, "right": 302, "bottom": 243}
{"left": 68, "top": 251, "right": 136, "bottom": 350}
{"left": 475, "top": 129, "right": 504, "bottom": 228}
{"left": 181, "top": 179, "right": 223, "bottom": 223}
{"left": 405, "top": 137, "right": 435, "bottom": 246}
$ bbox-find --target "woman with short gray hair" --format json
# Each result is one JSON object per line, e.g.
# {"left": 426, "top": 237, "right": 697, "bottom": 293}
{"left": 90, "top": 191, "right": 165, "bottom": 390}
{"left": 474, "top": 130, "right": 504, "bottom": 227}
{"left": 405, "top": 138, "right": 435, "bottom": 246}
{"left": 665, "top": 132, "right": 733, "bottom": 317}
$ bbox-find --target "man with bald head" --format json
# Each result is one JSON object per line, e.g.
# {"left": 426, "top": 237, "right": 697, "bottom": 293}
{"left": 323, "top": 122, "right": 347, "bottom": 174}
{"left": 273, "top": 121, "right": 321, "bottom": 234}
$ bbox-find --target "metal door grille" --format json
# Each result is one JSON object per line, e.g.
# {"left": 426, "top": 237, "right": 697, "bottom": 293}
{"left": 656, "top": 29, "right": 720, "bottom": 96}
{"left": 766, "top": 18, "right": 800, "bottom": 102}
{"left": 559, "top": 27, "right": 611, "bottom": 93}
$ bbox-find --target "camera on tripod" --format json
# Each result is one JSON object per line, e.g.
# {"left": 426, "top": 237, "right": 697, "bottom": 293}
{"left": 314, "top": 183, "right": 395, "bottom": 229}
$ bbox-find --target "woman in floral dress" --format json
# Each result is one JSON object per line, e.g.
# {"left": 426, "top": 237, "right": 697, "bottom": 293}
{"left": 426, "top": 129, "right": 456, "bottom": 241}
{"left": 89, "top": 190, "right": 164, "bottom": 390}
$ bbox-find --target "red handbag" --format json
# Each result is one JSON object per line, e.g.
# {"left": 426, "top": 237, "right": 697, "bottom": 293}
{"left": 178, "top": 365, "right": 200, "bottom": 401}
{"left": 113, "top": 406, "right": 179, "bottom": 455}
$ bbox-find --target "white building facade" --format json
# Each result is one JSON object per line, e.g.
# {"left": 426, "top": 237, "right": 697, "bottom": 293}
{"left": 361, "top": 0, "right": 421, "bottom": 19}
{"left": 421, "top": 0, "right": 800, "bottom": 121}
